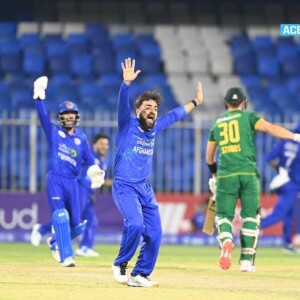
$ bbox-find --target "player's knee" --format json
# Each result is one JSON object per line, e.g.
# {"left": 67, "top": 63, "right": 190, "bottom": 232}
{"left": 128, "top": 219, "right": 144, "bottom": 234}
{"left": 52, "top": 208, "right": 70, "bottom": 226}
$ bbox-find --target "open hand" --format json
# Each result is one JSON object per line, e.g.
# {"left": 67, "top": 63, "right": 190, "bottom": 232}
{"left": 121, "top": 58, "right": 141, "bottom": 84}
{"left": 195, "top": 81, "right": 203, "bottom": 105}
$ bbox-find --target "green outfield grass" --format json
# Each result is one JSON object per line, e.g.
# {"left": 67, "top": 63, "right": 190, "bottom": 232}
{"left": 0, "top": 243, "right": 299, "bottom": 300}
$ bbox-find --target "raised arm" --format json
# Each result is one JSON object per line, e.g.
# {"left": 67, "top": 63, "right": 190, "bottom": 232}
{"left": 156, "top": 81, "right": 203, "bottom": 132}
{"left": 117, "top": 58, "right": 141, "bottom": 127}
{"left": 183, "top": 81, "right": 203, "bottom": 113}
{"left": 33, "top": 76, "right": 52, "bottom": 138}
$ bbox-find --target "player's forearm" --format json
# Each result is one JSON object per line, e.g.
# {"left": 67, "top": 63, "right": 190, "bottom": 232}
{"left": 35, "top": 100, "right": 52, "bottom": 136}
{"left": 117, "top": 82, "right": 131, "bottom": 125}
{"left": 266, "top": 124, "right": 295, "bottom": 140}
{"left": 184, "top": 100, "right": 199, "bottom": 113}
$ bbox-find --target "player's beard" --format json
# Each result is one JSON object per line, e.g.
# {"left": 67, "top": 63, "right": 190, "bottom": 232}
{"left": 138, "top": 113, "right": 155, "bottom": 131}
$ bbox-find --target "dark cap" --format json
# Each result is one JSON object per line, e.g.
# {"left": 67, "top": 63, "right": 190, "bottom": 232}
{"left": 224, "top": 87, "right": 247, "bottom": 102}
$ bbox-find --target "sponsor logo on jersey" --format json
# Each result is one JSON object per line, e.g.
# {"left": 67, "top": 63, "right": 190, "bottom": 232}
{"left": 74, "top": 138, "right": 81, "bottom": 145}
{"left": 133, "top": 146, "right": 153, "bottom": 155}
{"left": 71, "top": 149, "right": 78, "bottom": 157}
{"left": 58, "top": 130, "right": 66, "bottom": 138}
{"left": 217, "top": 113, "right": 241, "bottom": 123}
{"left": 58, "top": 152, "right": 77, "bottom": 166}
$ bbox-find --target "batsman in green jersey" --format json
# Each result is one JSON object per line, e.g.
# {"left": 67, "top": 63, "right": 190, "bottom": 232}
{"left": 206, "top": 87, "right": 300, "bottom": 272}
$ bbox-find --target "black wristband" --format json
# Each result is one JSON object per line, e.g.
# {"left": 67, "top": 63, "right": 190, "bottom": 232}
{"left": 207, "top": 162, "right": 217, "bottom": 174}
{"left": 191, "top": 100, "right": 197, "bottom": 107}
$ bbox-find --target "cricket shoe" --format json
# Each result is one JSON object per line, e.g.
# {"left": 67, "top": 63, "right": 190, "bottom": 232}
{"left": 127, "top": 275, "right": 159, "bottom": 288}
{"left": 240, "top": 260, "right": 256, "bottom": 272}
{"left": 112, "top": 262, "right": 128, "bottom": 284}
{"left": 219, "top": 240, "right": 234, "bottom": 270}
{"left": 76, "top": 247, "right": 99, "bottom": 257}
{"left": 61, "top": 256, "right": 75, "bottom": 267}
{"left": 47, "top": 237, "right": 60, "bottom": 263}
{"left": 30, "top": 224, "right": 42, "bottom": 247}
{"left": 282, "top": 244, "right": 300, "bottom": 255}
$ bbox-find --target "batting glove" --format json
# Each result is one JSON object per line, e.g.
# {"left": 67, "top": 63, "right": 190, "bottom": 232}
{"left": 87, "top": 164, "right": 105, "bottom": 189}
{"left": 208, "top": 177, "right": 217, "bottom": 196}
{"left": 33, "top": 76, "right": 48, "bottom": 100}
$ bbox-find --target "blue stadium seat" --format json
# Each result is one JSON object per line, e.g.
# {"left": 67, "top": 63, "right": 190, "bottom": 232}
{"left": 144, "top": 73, "right": 167, "bottom": 88}
{"left": 257, "top": 55, "right": 279, "bottom": 77}
{"left": 66, "top": 34, "right": 89, "bottom": 55}
{"left": 78, "top": 83, "right": 105, "bottom": 110}
{"left": 91, "top": 42, "right": 114, "bottom": 57}
{"left": 281, "top": 57, "right": 300, "bottom": 76}
{"left": 93, "top": 54, "right": 114, "bottom": 75}
{"left": 252, "top": 36, "right": 276, "bottom": 56}
{"left": 112, "top": 33, "right": 136, "bottom": 52}
{"left": 231, "top": 35, "right": 253, "bottom": 58}
{"left": 0, "top": 40, "right": 21, "bottom": 73}
{"left": 70, "top": 54, "right": 92, "bottom": 76}
{"left": 139, "top": 56, "right": 160, "bottom": 74}
{"left": 0, "top": 22, "right": 16, "bottom": 41}
{"left": 234, "top": 54, "right": 256, "bottom": 75}
{"left": 50, "top": 74, "right": 72, "bottom": 87}
{"left": 98, "top": 74, "right": 119, "bottom": 87}
{"left": 48, "top": 55, "right": 70, "bottom": 74}
{"left": 23, "top": 42, "right": 43, "bottom": 55}
{"left": 85, "top": 24, "right": 109, "bottom": 40}
{"left": 43, "top": 34, "right": 62, "bottom": 43}
{"left": 45, "top": 42, "right": 68, "bottom": 57}
{"left": 135, "top": 34, "right": 157, "bottom": 46}
{"left": 277, "top": 37, "right": 296, "bottom": 46}
{"left": 241, "top": 75, "right": 261, "bottom": 89}
{"left": 287, "top": 76, "right": 300, "bottom": 94}
{"left": 277, "top": 44, "right": 299, "bottom": 61}
{"left": 19, "top": 33, "right": 40, "bottom": 46}
{"left": 269, "top": 84, "right": 294, "bottom": 102}
{"left": 0, "top": 81, "right": 10, "bottom": 109}
{"left": 56, "top": 84, "right": 78, "bottom": 103}
{"left": 23, "top": 53, "right": 45, "bottom": 76}
{"left": 10, "top": 89, "right": 34, "bottom": 109}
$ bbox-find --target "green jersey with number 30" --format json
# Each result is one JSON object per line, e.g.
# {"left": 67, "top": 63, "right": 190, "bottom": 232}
{"left": 208, "top": 109, "right": 263, "bottom": 176}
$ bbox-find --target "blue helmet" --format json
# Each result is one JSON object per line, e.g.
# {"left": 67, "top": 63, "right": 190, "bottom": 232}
{"left": 57, "top": 101, "right": 80, "bottom": 128}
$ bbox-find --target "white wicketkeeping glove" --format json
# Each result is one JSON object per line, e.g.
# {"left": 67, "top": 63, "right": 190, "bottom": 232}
{"left": 294, "top": 133, "right": 300, "bottom": 143}
{"left": 33, "top": 76, "right": 48, "bottom": 100}
{"left": 269, "top": 167, "right": 290, "bottom": 190}
{"left": 87, "top": 164, "right": 105, "bottom": 189}
{"left": 208, "top": 177, "right": 217, "bottom": 200}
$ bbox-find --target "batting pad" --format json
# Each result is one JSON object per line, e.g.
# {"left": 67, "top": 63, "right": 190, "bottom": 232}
{"left": 71, "top": 220, "right": 87, "bottom": 240}
{"left": 52, "top": 209, "right": 73, "bottom": 262}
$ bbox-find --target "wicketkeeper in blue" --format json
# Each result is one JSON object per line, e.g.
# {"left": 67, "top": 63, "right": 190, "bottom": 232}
{"left": 111, "top": 58, "right": 203, "bottom": 287}
{"left": 33, "top": 76, "right": 105, "bottom": 267}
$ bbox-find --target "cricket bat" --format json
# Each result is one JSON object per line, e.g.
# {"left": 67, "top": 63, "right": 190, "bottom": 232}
{"left": 202, "top": 198, "right": 216, "bottom": 235}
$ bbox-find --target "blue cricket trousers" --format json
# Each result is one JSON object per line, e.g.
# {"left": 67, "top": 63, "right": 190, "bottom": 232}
{"left": 112, "top": 179, "right": 162, "bottom": 277}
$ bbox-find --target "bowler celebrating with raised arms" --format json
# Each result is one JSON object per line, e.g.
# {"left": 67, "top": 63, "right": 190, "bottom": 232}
{"left": 111, "top": 58, "right": 203, "bottom": 287}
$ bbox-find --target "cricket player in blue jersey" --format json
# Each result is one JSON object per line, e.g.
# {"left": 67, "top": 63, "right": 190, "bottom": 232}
{"left": 30, "top": 134, "right": 111, "bottom": 256}
{"left": 76, "top": 133, "right": 111, "bottom": 257}
{"left": 261, "top": 123, "right": 300, "bottom": 254}
{"left": 111, "top": 58, "right": 203, "bottom": 287}
{"left": 33, "top": 76, "right": 105, "bottom": 267}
